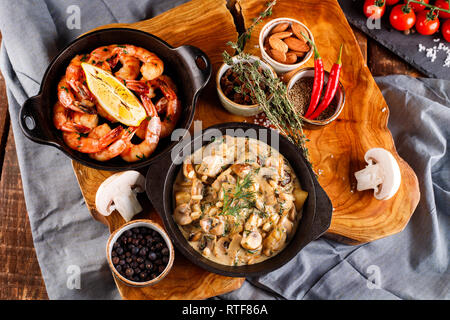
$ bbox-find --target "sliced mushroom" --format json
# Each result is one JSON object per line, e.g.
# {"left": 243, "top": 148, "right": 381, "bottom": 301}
{"left": 279, "top": 214, "right": 294, "bottom": 236}
{"left": 196, "top": 155, "right": 225, "bottom": 178}
{"left": 230, "top": 163, "right": 252, "bottom": 178}
{"left": 199, "top": 234, "right": 216, "bottom": 257}
{"left": 173, "top": 203, "right": 192, "bottom": 225}
{"left": 262, "top": 227, "right": 287, "bottom": 256}
{"left": 95, "top": 171, "right": 145, "bottom": 222}
{"left": 183, "top": 158, "right": 196, "bottom": 180}
{"left": 191, "top": 178, "right": 204, "bottom": 201}
{"left": 210, "top": 217, "right": 225, "bottom": 236}
{"left": 259, "top": 178, "right": 277, "bottom": 206}
{"left": 258, "top": 167, "right": 278, "bottom": 179}
{"left": 199, "top": 218, "right": 213, "bottom": 233}
{"left": 227, "top": 234, "right": 243, "bottom": 263}
{"left": 354, "top": 148, "right": 401, "bottom": 200}
{"left": 174, "top": 191, "right": 191, "bottom": 206}
{"left": 213, "top": 237, "right": 231, "bottom": 262}
{"left": 211, "top": 168, "right": 233, "bottom": 191}
{"left": 244, "top": 213, "right": 262, "bottom": 231}
{"left": 188, "top": 231, "right": 202, "bottom": 242}
{"left": 241, "top": 231, "right": 262, "bottom": 250}
{"left": 199, "top": 217, "right": 225, "bottom": 236}
{"left": 278, "top": 192, "right": 295, "bottom": 212}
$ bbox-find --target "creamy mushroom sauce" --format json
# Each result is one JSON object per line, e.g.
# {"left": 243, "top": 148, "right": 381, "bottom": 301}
{"left": 172, "top": 136, "right": 308, "bottom": 266}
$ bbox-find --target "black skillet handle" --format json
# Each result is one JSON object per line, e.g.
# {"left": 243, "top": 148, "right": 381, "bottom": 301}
{"left": 309, "top": 177, "right": 333, "bottom": 242}
{"left": 19, "top": 94, "right": 56, "bottom": 146}
{"left": 145, "top": 150, "right": 174, "bottom": 217}
{"left": 176, "top": 45, "right": 212, "bottom": 93}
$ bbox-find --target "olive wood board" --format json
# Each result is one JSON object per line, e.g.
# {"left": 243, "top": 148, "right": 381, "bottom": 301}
{"left": 72, "top": 0, "right": 421, "bottom": 300}
{"left": 236, "top": 0, "right": 420, "bottom": 244}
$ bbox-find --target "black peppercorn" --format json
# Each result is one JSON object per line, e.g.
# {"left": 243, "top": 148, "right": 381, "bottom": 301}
{"left": 148, "top": 252, "right": 157, "bottom": 261}
{"left": 112, "top": 226, "right": 170, "bottom": 282}
{"left": 125, "top": 268, "right": 134, "bottom": 277}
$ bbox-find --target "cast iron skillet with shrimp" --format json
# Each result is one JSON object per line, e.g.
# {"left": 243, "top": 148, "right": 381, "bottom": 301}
{"left": 19, "top": 28, "right": 211, "bottom": 171}
{"left": 55, "top": 43, "right": 178, "bottom": 163}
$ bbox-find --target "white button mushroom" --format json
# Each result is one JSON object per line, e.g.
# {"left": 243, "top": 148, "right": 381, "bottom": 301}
{"left": 95, "top": 170, "right": 146, "bottom": 222}
{"left": 241, "top": 231, "right": 262, "bottom": 250}
{"left": 354, "top": 148, "right": 401, "bottom": 200}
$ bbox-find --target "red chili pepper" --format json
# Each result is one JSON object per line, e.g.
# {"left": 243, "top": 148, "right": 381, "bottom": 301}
{"left": 308, "top": 44, "right": 343, "bottom": 120}
{"left": 303, "top": 40, "right": 324, "bottom": 119}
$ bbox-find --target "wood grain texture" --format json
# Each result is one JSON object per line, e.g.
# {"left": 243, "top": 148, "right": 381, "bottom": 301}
{"left": 368, "top": 38, "right": 424, "bottom": 77}
{"left": 0, "top": 129, "right": 48, "bottom": 300}
{"left": 72, "top": 0, "right": 245, "bottom": 300}
{"left": 238, "top": 0, "right": 420, "bottom": 244}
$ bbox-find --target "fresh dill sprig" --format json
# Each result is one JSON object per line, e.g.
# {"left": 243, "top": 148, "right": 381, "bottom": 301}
{"left": 220, "top": 170, "right": 256, "bottom": 217}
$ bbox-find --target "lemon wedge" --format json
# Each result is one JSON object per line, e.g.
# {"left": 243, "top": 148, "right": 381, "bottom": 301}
{"left": 81, "top": 62, "right": 146, "bottom": 126}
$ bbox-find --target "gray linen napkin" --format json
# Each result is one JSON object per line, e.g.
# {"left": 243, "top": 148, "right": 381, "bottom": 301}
{"left": 0, "top": 0, "right": 448, "bottom": 300}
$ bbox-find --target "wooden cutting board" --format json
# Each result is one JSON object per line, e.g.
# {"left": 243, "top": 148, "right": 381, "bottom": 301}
{"left": 72, "top": 0, "right": 420, "bottom": 299}
{"left": 237, "top": 0, "right": 420, "bottom": 244}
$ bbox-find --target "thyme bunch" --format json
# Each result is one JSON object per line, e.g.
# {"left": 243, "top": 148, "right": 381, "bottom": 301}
{"left": 221, "top": 0, "right": 311, "bottom": 162}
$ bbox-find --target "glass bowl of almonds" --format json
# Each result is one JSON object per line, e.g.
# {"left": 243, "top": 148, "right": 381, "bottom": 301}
{"left": 259, "top": 17, "right": 314, "bottom": 74}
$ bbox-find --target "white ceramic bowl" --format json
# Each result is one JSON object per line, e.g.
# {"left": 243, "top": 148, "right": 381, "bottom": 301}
{"left": 106, "top": 219, "right": 175, "bottom": 287}
{"left": 216, "top": 55, "right": 276, "bottom": 117}
{"left": 259, "top": 17, "right": 314, "bottom": 74}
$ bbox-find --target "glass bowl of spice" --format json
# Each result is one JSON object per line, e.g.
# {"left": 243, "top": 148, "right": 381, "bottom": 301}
{"left": 106, "top": 219, "right": 175, "bottom": 287}
{"left": 287, "top": 67, "right": 345, "bottom": 128}
{"left": 216, "top": 55, "right": 276, "bottom": 117}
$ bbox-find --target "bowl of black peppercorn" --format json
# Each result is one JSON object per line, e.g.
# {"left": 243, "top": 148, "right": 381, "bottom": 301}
{"left": 106, "top": 219, "right": 175, "bottom": 287}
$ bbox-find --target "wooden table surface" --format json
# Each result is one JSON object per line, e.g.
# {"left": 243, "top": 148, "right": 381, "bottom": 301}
{"left": 0, "top": 2, "right": 424, "bottom": 300}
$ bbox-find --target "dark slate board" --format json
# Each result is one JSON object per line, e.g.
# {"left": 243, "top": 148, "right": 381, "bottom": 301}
{"left": 338, "top": 0, "right": 450, "bottom": 80}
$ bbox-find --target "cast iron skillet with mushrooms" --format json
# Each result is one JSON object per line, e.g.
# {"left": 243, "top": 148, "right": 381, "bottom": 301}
{"left": 172, "top": 135, "right": 308, "bottom": 266}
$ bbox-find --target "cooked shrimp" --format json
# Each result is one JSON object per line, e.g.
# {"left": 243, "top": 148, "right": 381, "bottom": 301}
{"left": 114, "top": 54, "right": 141, "bottom": 80}
{"left": 63, "top": 125, "right": 123, "bottom": 153}
{"left": 58, "top": 76, "right": 96, "bottom": 114}
{"left": 114, "top": 45, "right": 164, "bottom": 80}
{"left": 120, "top": 100, "right": 161, "bottom": 162}
{"left": 88, "top": 45, "right": 141, "bottom": 80}
{"left": 154, "top": 75, "right": 178, "bottom": 114}
{"left": 53, "top": 102, "right": 91, "bottom": 133}
{"left": 87, "top": 45, "right": 116, "bottom": 71}
{"left": 153, "top": 77, "right": 181, "bottom": 138}
{"left": 87, "top": 124, "right": 136, "bottom": 161}
{"left": 65, "top": 55, "right": 95, "bottom": 103}
{"left": 126, "top": 77, "right": 180, "bottom": 139}
{"left": 71, "top": 111, "right": 99, "bottom": 130}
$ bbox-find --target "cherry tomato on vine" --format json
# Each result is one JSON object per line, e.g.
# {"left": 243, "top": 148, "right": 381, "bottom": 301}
{"left": 442, "top": 19, "right": 450, "bottom": 42}
{"left": 363, "top": 0, "right": 386, "bottom": 19}
{"left": 435, "top": 0, "right": 450, "bottom": 19}
{"left": 390, "top": 4, "right": 416, "bottom": 31}
{"left": 386, "top": 0, "right": 400, "bottom": 5}
{"left": 407, "top": 0, "right": 429, "bottom": 12}
{"left": 415, "top": 10, "right": 440, "bottom": 35}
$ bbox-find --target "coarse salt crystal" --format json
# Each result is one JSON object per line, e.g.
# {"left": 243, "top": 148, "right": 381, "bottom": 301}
{"left": 418, "top": 41, "right": 450, "bottom": 67}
